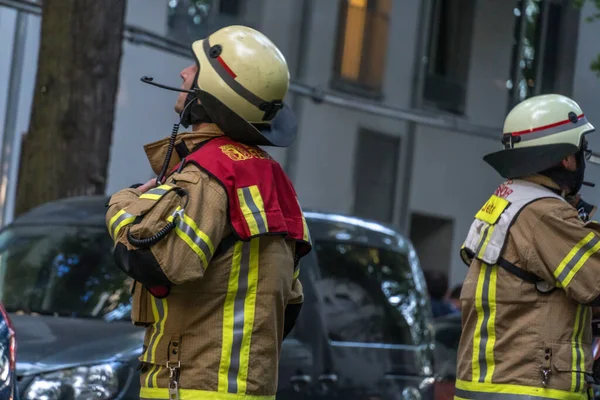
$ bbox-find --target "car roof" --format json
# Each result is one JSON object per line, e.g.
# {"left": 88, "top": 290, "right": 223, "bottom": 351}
{"left": 9, "top": 196, "right": 411, "bottom": 254}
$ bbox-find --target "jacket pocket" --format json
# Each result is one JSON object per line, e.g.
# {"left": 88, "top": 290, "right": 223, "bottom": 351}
{"left": 547, "top": 342, "right": 589, "bottom": 391}
{"left": 131, "top": 281, "right": 155, "bottom": 326}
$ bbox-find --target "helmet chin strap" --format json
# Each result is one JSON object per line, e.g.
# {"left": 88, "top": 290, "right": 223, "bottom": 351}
{"left": 179, "top": 90, "right": 213, "bottom": 128}
{"left": 140, "top": 75, "right": 209, "bottom": 184}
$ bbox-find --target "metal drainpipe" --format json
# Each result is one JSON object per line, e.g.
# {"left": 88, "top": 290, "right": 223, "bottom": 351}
{"left": 0, "top": 10, "right": 28, "bottom": 228}
{"left": 395, "top": 0, "right": 433, "bottom": 235}
{"left": 283, "top": 0, "right": 312, "bottom": 182}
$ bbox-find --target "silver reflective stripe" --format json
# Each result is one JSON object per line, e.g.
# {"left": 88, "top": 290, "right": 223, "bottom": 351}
{"left": 110, "top": 211, "right": 134, "bottom": 237}
{"left": 227, "top": 241, "right": 250, "bottom": 393}
{"left": 477, "top": 265, "right": 493, "bottom": 383}
{"left": 557, "top": 236, "right": 600, "bottom": 285}
{"left": 241, "top": 187, "right": 267, "bottom": 234}
{"left": 517, "top": 115, "right": 590, "bottom": 142}
{"left": 454, "top": 388, "right": 583, "bottom": 400}
{"left": 203, "top": 39, "right": 266, "bottom": 109}
{"left": 173, "top": 210, "right": 213, "bottom": 261}
{"left": 145, "top": 187, "right": 170, "bottom": 197}
{"left": 146, "top": 365, "right": 161, "bottom": 388}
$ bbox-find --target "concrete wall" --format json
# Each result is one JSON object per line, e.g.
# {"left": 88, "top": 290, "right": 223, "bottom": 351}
{"left": 410, "top": 0, "right": 516, "bottom": 286}
{"left": 285, "top": 0, "right": 516, "bottom": 286}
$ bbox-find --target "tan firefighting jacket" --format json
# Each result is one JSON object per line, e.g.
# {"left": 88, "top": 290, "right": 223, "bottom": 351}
{"left": 105, "top": 125, "right": 304, "bottom": 400}
{"left": 457, "top": 175, "right": 600, "bottom": 400}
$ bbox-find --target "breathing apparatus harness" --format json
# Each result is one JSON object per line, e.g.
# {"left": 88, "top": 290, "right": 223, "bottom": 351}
{"left": 126, "top": 75, "right": 206, "bottom": 249}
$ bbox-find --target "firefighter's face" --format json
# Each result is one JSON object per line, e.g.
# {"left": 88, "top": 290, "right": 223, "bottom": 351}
{"left": 174, "top": 64, "right": 199, "bottom": 114}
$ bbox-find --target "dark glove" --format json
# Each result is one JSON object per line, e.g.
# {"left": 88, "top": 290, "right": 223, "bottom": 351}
{"left": 569, "top": 195, "right": 597, "bottom": 222}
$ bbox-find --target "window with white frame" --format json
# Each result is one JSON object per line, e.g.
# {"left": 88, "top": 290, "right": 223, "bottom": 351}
{"left": 423, "top": 0, "right": 476, "bottom": 115}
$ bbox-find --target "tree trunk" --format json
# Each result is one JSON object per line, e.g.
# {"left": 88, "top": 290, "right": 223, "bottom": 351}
{"left": 14, "top": 0, "right": 127, "bottom": 216}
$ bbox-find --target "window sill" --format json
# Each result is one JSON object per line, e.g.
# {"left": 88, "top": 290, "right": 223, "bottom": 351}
{"left": 420, "top": 100, "right": 466, "bottom": 117}
{"left": 329, "top": 77, "right": 384, "bottom": 101}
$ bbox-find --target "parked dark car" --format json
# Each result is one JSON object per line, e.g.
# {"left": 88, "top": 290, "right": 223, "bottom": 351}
{"left": 0, "top": 303, "right": 17, "bottom": 400}
{"left": 431, "top": 313, "right": 461, "bottom": 400}
{"left": 0, "top": 195, "right": 435, "bottom": 400}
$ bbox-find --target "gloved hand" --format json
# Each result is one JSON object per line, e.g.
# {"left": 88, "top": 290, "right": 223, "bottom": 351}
{"left": 567, "top": 194, "right": 597, "bottom": 222}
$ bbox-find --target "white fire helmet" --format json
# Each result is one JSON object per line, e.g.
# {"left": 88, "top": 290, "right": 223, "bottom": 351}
{"left": 190, "top": 25, "right": 297, "bottom": 147}
{"left": 484, "top": 94, "right": 597, "bottom": 178}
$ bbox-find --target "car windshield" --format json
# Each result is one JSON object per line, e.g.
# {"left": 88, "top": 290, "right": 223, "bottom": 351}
{"left": 0, "top": 225, "right": 132, "bottom": 321}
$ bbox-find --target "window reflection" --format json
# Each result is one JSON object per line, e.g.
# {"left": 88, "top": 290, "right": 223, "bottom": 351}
{"left": 167, "top": 0, "right": 246, "bottom": 45}
{"left": 0, "top": 226, "right": 131, "bottom": 319}
{"left": 314, "top": 242, "right": 424, "bottom": 345}
{"left": 508, "top": 0, "right": 565, "bottom": 109}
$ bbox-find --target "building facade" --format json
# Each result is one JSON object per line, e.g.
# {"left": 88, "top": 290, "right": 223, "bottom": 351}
{"left": 1, "top": 0, "right": 600, "bottom": 286}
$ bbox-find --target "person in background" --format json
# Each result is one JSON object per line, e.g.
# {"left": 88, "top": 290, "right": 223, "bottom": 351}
{"left": 423, "top": 269, "right": 459, "bottom": 318}
{"left": 447, "top": 283, "right": 462, "bottom": 312}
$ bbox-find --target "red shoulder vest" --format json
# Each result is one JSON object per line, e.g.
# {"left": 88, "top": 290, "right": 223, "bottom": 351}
{"left": 172, "top": 136, "right": 311, "bottom": 258}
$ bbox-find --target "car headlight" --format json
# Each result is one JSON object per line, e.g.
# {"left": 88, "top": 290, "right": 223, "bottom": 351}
{"left": 24, "top": 362, "right": 121, "bottom": 400}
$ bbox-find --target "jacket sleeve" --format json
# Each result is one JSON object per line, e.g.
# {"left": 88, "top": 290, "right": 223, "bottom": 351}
{"left": 527, "top": 202, "right": 600, "bottom": 305}
{"left": 283, "top": 270, "right": 304, "bottom": 339}
{"left": 105, "top": 166, "right": 228, "bottom": 289}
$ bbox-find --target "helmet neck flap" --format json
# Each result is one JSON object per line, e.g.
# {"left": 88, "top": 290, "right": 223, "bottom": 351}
{"left": 539, "top": 146, "right": 586, "bottom": 196}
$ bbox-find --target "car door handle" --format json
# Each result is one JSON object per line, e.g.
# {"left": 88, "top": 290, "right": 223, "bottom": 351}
{"left": 318, "top": 374, "right": 338, "bottom": 384}
{"left": 317, "top": 373, "right": 338, "bottom": 394}
{"left": 290, "top": 374, "right": 312, "bottom": 392}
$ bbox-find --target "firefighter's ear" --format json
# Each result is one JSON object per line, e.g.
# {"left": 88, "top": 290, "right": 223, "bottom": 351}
{"left": 561, "top": 154, "right": 577, "bottom": 171}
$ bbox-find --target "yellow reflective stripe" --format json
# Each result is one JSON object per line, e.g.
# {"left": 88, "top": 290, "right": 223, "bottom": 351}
{"left": 139, "top": 184, "right": 174, "bottom": 200}
{"left": 218, "top": 242, "right": 242, "bottom": 393}
{"left": 144, "top": 364, "right": 155, "bottom": 388}
{"left": 485, "top": 266, "right": 497, "bottom": 382}
{"left": 167, "top": 211, "right": 214, "bottom": 268}
{"left": 142, "top": 297, "right": 168, "bottom": 364}
{"left": 455, "top": 379, "right": 588, "bottom": 400}
{"left": 218, "top": 239, "right": 260, "bottom": 395}
{"left": 301, "top": 215, "right": 311, "bottom": 243}
{"left": 472, "top": 264, "right": 497, "bottom": 383}
{"left": 144, "top": 364, "right": 162, "bottom": 388}
{"left": 237, "top": 186, "right": 269, "bottom": 236}
{"left": 472, "top": 265, "right": 485, "bottom": 381}
{"left": 139, "top": 386, "right": 275, "bottom": 400}
{"left": 555, "top": 232, "right": 600, "bottom": 288}
{"left": 293, "top": 268, "right": 300, "bottom": 279}
{"left": 108, "top": 209, "right": 135, "bottom": 239}
{"left": 476, "top": 225, "right": 495, "bottom": 260}
{"left": 571, "top": 305, "right": 587, "bottom": 392}
{"left": 237, "top": 238, "right": 259, "bottom": 394}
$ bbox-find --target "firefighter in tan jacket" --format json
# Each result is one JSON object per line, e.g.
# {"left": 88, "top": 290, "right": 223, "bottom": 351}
{"left": 458, "top": 94, "right": 600, "bottom": 400}
{"left": 105, "top": 26, "right": 311, "bottom": 400}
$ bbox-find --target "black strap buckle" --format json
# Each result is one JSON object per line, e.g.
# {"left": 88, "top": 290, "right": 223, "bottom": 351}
{"left": 259, "top": 100, "right": 284, "bottom": 121}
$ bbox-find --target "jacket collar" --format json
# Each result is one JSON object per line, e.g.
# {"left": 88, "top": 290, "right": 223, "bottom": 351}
{"left": 521, "top": 174, "right": 567, "bottom": 198}
{"left": 143, "top": 124, "right": 224, "bottom": 175}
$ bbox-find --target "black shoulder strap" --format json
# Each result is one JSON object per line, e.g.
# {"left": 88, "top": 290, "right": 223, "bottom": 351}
{"left": 496, "top": 257, "right": 541, "bottom": 284}
{"left": 463, "top": 246, "right": 543, "bottom": 284}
